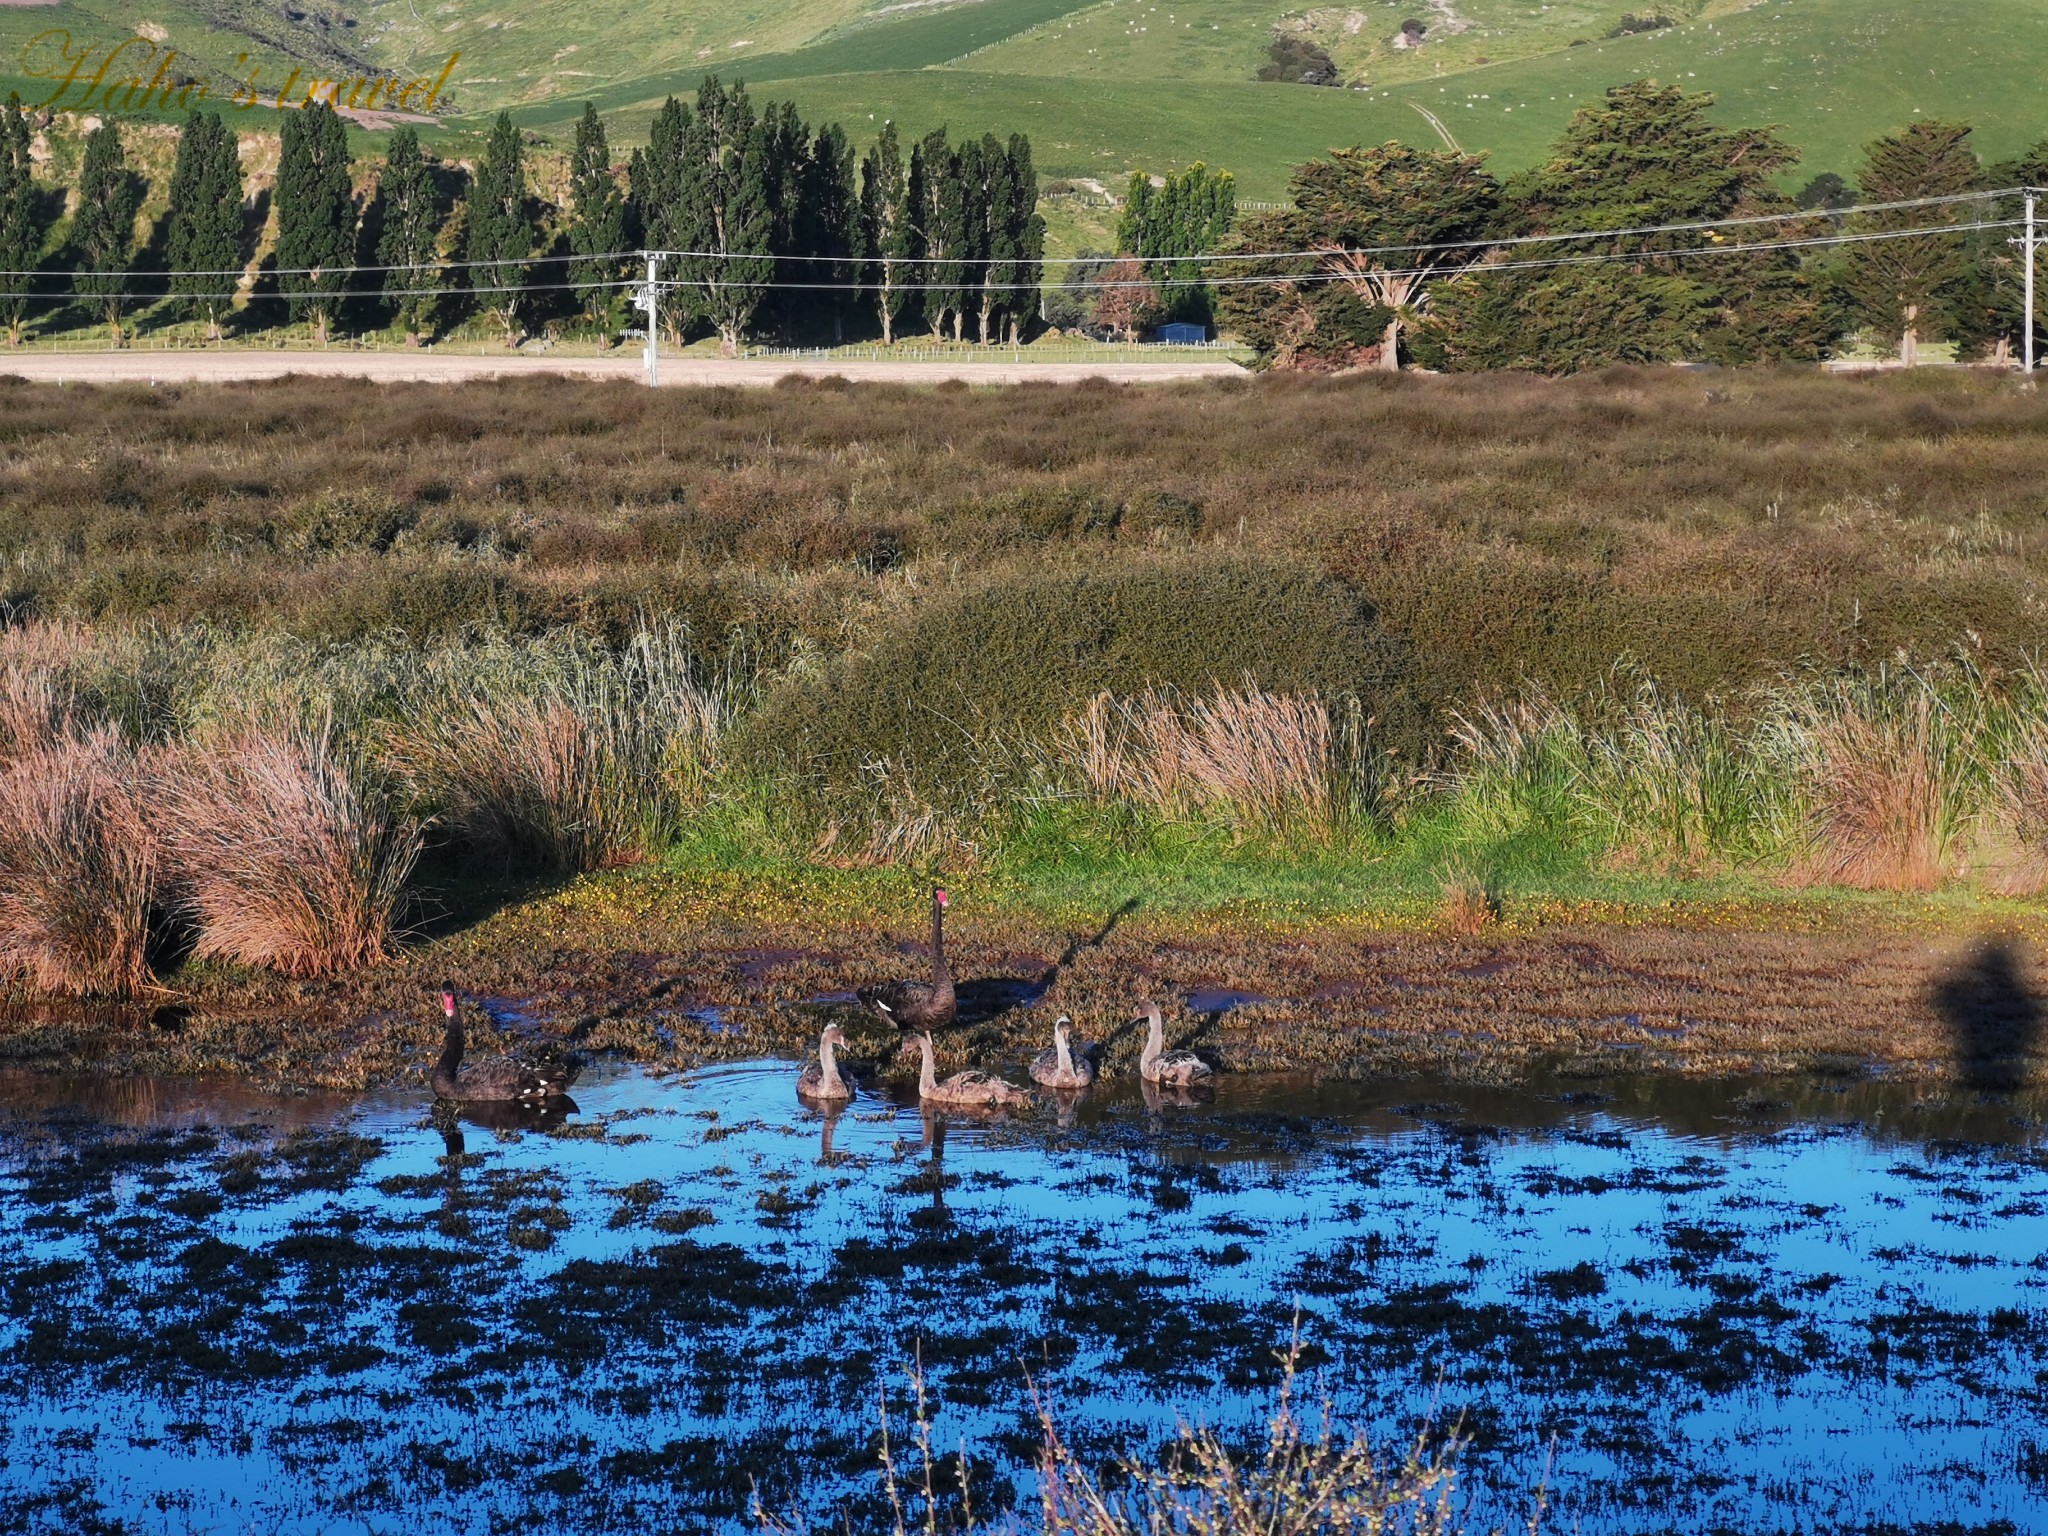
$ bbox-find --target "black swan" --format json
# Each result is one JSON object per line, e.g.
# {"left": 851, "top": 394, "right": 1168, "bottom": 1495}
{"left": 857, "top": 886, "right": 957, "bottom": 1034}
{"left": 1030, "top": 1014, "right": 1096, "bottom": 1089}
{"left": 433, "top": 988, "right": 577, "bottom": 1103}
{"left": 1139, "top": 1001, "right": 1214, "bottom": 1087}
{"left": 914, "top": 1030, "right": 1031, "bottom": 1108}
{"left": 797, "top": 1022, "right": 854, "bottom": 1102}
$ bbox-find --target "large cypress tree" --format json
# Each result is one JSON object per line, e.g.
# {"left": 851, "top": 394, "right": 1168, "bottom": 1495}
{"left": 674, "top": 77, "right": 773, "bottom": 356}
{"left": 465, "top": 111, "right": 534, "bottom": 348}
{"left": 72, "top": 122, "right": 139, "bottom": 344}
{"left": 1427, "top": 81, "right": 1828, "bottom": 372}
{"left": 803, "top": 122, "right": 859, "bottom": 343}
{"left": 0, "top": 93, "right": 39, "bottom": 346}
{"left": 1836, "top": 120, "right": 1984, "bottom": 365}
{"left": 567, "top": 103, "right": 626, "bottom": 341}
{"left": 1225, "top": 143, "right": 1497, "bottom": 371}
{"left": 165, "top": 111, "right": 245, "bottom": 341}
{"left": 375, "top": 126, "right": 444, "bottom": 346}
{"left": 275, "top": 101, "right": 354, "bottom": 344}
{"left": 859, "top": 122, "right": 912, "bottom": 345}
{"left": 1984, "top": 139, "right": 2048, "bottom": 363}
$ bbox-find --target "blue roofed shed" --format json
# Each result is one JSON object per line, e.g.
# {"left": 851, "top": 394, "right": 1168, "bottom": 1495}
{"left": 1155, "top": 322, "right": 1208, "bottom": 344}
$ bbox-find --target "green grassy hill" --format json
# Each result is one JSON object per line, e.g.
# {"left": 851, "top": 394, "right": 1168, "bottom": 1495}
{"left": 3, "top": 0, "right": 2044, "bottom": 203}
{"left": 482, "top": 0, "right": 2048, "bottom": 198}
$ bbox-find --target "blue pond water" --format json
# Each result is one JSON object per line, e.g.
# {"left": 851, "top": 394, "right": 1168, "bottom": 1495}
{"left": 1, "top": 1059, "right": 2044, "bottom": 1534}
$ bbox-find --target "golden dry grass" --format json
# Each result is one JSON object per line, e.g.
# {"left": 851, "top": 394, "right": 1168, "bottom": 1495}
{"left": 0, "top": 727, "right": 155, "bottom": 998}
{"left": 1067, "top": 685, "right": 1338, "bottom": 839}
{"left": 159, "top": 722, "right": 422, "bottom": 978}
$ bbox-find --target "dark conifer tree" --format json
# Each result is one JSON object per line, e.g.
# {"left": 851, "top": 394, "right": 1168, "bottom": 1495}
{"left": 567, "top": 102, "right": 627, "bottom": 340}
{"left": 913, "top": 129, "right": 963, "bottom": 339}
{"left": 165, "top": 110, "right": 245, "bottom": 341}
{"left": 0, "top": 93, "right": 41, "bottom": 346}
{"left": 803, "top": 122, "right": 859, "bottom": 342}
{"left": 758, "top": 99, "right": 810, "bottom": 337}
{"left": 1837, "top": 120, "right": 1985, "bottom": 364}
{"left": 675, "top": 77, "right": 773, "bottom": 356}
{"left": 629, "top": 96, "right": 691, "bottom": 344}
{"left": 859, "top": 121, "right": 913, "bottom": 344}
{"left": 1427, "top": 81, "right": 1827, "bottom": 372}
{"left": 973, "top": 133, "right": 1012, "bottom": 344}
{"left": 1000, "top": 133, "right": 1044, "bottom": 345}
{"left": 465, "top": 111, "right": 534, "bottom": 347}
{"left": 72, "top": 122, "right": 139, "bottom": 343}
{"left": 275, "top": 101, "right": 354, "bottom": 344}
{"left": 376, "top": 126, "right": 444, "bottom": 345}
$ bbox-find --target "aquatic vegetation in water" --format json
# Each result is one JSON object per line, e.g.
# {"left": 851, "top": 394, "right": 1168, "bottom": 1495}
{"left": 0, "top": 1063, "right": 2044, "bottom": 1534}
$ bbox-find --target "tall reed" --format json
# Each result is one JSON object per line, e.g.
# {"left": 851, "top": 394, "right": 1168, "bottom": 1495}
{"left": 381, "top": 624, "right": 731, "bottom": 873}
{"left": 1440, "top": 691, "right": 1584, "bottom": 841}
{"left": 1575, "top": 676, "right": 1758, "bottom": 873}
{"left": 159, "top": 720, "right": 422, "bottom": 977}
{"left": 1980, "top": 667, "right": 2048, "bottom": 895}
{"left": 1759, "top": 668, "right": 1980, "bottom": 891}
{"left": 1066, "top": 685, "right": 1372, "bottom": 842}
{"left": 0, "top": 728, "right": 156, "bottom": 997}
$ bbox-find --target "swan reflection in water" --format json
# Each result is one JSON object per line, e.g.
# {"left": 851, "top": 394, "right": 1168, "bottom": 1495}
{"left": 1140, "top": 1074, "right": 1214, "bottom": 1121}
{"left": 815, "top": 1099, "right": 852, "bottom": 1166}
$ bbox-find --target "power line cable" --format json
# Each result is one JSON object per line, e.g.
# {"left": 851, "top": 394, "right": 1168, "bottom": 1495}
{"left": 2, "top": 186, "right": 2030, "bottom": 282}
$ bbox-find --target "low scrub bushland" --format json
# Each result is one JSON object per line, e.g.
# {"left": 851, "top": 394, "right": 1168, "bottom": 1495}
{"left": 4, "top": 370, "right": 2046, "bottom": 716}
{"left": 0, "top": 609, "right": 2044, "bottom": 999}
{"left": 4, "top": 371, "right": 2048, "bottom": 993}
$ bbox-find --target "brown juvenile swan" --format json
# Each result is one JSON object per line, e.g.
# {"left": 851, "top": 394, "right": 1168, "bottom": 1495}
{"left": 1139, "top": 1002, "right": 1214, "bottom": 1088}
{"left": 915, "top": 1030, "right": 1031, "bottom": 1109}
{"left": 1030, "top": 1015, "right": 1096, "bottom": 1089}
{"left": 797, "top": 1023, "right": 854, "bottom": 1102}
{"left": 856, "top": 887, "right": 957, "bottom": 1034}
{"left": 432, "top": 988, "right": 576, "bottom": 1103}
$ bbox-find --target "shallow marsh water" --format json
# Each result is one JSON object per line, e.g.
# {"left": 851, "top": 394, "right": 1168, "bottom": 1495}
{"left": 1, "top": 1056, "right": 2045, "bottom": 1535}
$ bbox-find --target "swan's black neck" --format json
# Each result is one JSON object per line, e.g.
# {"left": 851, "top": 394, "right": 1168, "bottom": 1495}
{"left": 433, "top": 1004, "right": 464, "bottom": 1094}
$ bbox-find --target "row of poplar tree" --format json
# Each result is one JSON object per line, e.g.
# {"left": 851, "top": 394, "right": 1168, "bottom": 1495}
{"left": 0, "top": 79, "right": 1045, "bottom": 352}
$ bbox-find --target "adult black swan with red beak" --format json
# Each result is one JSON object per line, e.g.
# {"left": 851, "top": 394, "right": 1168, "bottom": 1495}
{"left": 856, "top": 886, "right": 957, "bottom": 1034}
{"left": 432, "top": 988, "right": 579, "bottom": 1103}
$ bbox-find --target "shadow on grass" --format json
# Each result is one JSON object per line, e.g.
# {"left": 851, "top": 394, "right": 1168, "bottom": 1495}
{"left": 953, "top": 897, "right": 1141, "bottom": 1028}
{"left": 1932, "top": 938, "right": 2044, "bottom": 1093}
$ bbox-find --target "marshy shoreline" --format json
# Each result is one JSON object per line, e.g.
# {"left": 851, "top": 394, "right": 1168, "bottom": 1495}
{"left": 7, "top": 890, "right": 2042, "bottom": 1097}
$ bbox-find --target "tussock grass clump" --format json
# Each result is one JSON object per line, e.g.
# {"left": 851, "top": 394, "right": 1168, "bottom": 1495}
{"left": 1067, "top": 685, "right": 1373, "bottom": 842}
{"left": 1984, "top": 677, "right": 2048, "bottom": 895}
{"left": 1436, "top": 871, "right": 1500, "bottom": 935}
{"left": 1441, "top": 692, "right": 1585, "bottom": 841}
{"left": 381, "top": 626, "right": 730, "bottom": 873}
{"left": 0, "top": 728, "right": 156, "bottom": 998}
{"left": 160, "top": 721, "right": 422, "bottom": 977}
{"left": 1576, "top": 677, "right": 1757, "bottom": 874}
{"left": 1765, "top": 670, "right": 1979, "bottom": 892}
